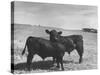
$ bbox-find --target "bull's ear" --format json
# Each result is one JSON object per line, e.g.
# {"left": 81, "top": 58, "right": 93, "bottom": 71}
{"left": 58, "top": 31, "right": 62, "bottom": 35}
{"left": 45, "top": 29, "right": 50, "bottom": 34}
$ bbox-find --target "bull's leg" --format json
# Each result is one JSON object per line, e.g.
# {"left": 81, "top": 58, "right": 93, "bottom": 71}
{"left": 78, "top": 51, "right": 83, "bottom": 63}
{"left": 76, "top": 40, "right": 84, "bottom": 63}
{"left": 68, "top": 52, "right": 70, "bottom": 55}
{"left": 59, "top": 57, "right": 64, "bottom": 71}
{"left": 56, "top": 58, "right": 60, "bottom": 68}
{"left": 53, "top": 57, "right": 56, "bottom": 64}
{"left": 76, "top": 47, "right": 83, "bottom": 63}
{"left": 27, "top": 54, "right": 33, "bottom": 71}
{"left": 68, "top": 52, "right": 71, "bottom": 57}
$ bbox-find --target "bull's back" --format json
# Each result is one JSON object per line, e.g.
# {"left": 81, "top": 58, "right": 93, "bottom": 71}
{"left": 64, "top": 35, "right": 83, "bottom": 43}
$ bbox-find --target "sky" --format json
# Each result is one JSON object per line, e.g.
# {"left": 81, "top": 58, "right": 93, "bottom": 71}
{"left": 13, "top": 1, "right": 98, "bottom": 30}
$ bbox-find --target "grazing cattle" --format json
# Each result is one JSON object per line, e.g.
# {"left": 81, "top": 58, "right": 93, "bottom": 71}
{"left": 22, "top": 36, "right": 66, "bottom": 70}
{"left": 45, "top": 29, "right": 84, "bottom": 63}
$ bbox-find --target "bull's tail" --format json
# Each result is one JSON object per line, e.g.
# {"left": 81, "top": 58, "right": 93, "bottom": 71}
{"left": 22, "top": 42, "right": 27, "bottom": 55}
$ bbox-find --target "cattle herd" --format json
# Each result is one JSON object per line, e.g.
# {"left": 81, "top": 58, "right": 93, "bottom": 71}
{"left": 22, "top": 29, "right": 84, "bottom": 71}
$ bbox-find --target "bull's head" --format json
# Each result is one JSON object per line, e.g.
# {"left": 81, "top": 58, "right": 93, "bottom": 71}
{"left": 45, "top": 29, "right": 62, "bottom": 42}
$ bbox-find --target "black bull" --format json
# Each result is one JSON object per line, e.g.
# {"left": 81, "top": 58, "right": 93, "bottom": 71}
{"left": 45, "top": 30, "right": 84, "bottom": 63}
{"left": 22, "top": 36, "right": 65, "bottom": 70}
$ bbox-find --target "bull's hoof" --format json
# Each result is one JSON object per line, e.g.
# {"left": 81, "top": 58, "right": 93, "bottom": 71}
{"left": 24, "top": 68, "right": 30, "bottom": 71}
{"left": 62, "top": 68, "right": 64, "bottom": 71}
{"left": 79, "top": 60, "right": 82, "bottom": 64}
{"left": 56, "top": 66, "right": 60, "bottom": 68}
{"left": 25, "top": 67, "right": 32, "bottom": 71}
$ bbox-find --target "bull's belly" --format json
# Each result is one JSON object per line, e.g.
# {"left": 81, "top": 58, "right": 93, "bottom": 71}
{"left": 37, "top": 52, "right": 56, "bottom": 59}
{"left": 66, "top": 47, "right": 74, "bottom": 54}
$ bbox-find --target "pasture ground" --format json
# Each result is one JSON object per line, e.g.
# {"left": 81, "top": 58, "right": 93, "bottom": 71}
{"left": 12, "top": 24, "right": 97, "bottom": 74}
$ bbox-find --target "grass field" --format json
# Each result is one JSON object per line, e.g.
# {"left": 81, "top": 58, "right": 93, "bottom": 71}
{"left": 12, "top": 24, "right": 97, "bottom": 74}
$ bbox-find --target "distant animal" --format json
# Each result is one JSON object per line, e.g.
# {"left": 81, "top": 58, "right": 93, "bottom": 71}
{"left": 22, "top": 36, "right": 66, "bottom": 70}
{"left": 45, "top": 29, "right": 84, "bottom": 63}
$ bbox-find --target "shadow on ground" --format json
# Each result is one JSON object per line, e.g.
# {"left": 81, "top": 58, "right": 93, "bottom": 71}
{"left": 13, "top": 60, "right": 76, "bottom": 71}
{"left": 14, "top": 60, "right": 54, "bottom": 70}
